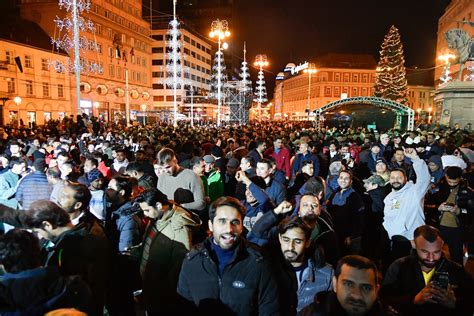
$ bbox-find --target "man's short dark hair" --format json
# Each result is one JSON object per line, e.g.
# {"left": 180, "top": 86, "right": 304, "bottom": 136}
{"left": 257, "top": 158, "right": 272, "bottom": 170}
{"left": 445, "top": 166, "right": 462, "bottom": 180}
{"left": 135, "top": 188, "right": 170, "bottom": 206}
{"left": 414, "top": 225, "right": 443, "bottom": 243}
{"left": 22, "top": 200, "right": 71, "bottom": 229}
{"left": 242, "top": 156, "right": 255, "bottom": 168}
{"left": 112, "top": 175, "right": 135, "bottom": 198}
{"left": 86, "top": 158, "right": 98, "bottom": 168}
{"left": 278, "top": 217, "right": 312, "bottom": 241}
{"left": 255, "top": 140, "right": 266, "bottom": 148}
{"left": 209, "top": 196, "right": 245, "bottom": 222}
{"left": 65, "top": 182, "right": 92, "bottom": 211}
{"left": 9, "top": 157, "right": 26, "bottom": 168}
{"left": 0, "top": 229, "right": 42, "bottom": 273}
{"left": 33, "top": 158, "right": 47, "bottom": 172}
{"left": 157, "top": 147, "right": 175, "bottom": 166}
{"left": 47, "top": 166, "right": 61, "bottom": 179}
{"left": 302, "top": 176, "right": 325, "bottom": 197}
{"left": 126, "top": 161, "right": 145, "bottom": 173}
{"left": 335, "top": 255, "right": 379, "bottom": 284}
{"left": 394, "top": 147, "right": 405, "bottom": 154}
{"left": 190, "top": 156, "right": 204, "bottom": 169}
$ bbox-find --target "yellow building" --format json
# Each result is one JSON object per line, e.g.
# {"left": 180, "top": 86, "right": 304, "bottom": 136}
{"left": 20, "top": 0, "right": 152, "bottom": 122}
{"left": 149, "top": 18, "right": 216, "bottom": 121}
{"left": 278, "top": 54, "right": 377, "bottom": 120}
{"left": 435, "top": 0, "right": 474, "bottom": 85}
{"left": 0, "top": 18, "right": 72, "bottom": 126}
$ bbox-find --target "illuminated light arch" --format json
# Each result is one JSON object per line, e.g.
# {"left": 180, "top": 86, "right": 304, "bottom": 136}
{"left": 314, "top": 96, "right": 415, "bottom": 131}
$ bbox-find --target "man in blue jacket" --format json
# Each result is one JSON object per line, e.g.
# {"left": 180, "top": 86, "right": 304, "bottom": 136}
{"left": 292, "top": 141, "right": 320, "bottom": 178}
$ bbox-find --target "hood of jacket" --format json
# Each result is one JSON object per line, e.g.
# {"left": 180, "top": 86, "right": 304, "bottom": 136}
{"left": 157, "top": 205, "right": 202, "bottom": 231}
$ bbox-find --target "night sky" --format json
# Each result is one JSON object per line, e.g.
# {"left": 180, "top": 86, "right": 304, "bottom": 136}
{"left": 230, "top": 0, "right": 451, "bottom": 95}
{"left": 150, "top": 0, "right": 453, "bottom": 96}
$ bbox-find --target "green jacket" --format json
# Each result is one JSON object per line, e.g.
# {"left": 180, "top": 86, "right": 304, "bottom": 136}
{"left": 206, "top": 170, "right": 224, "bottom": 203}
{"left": 0, "top": 171, "right": 19, "bottom": 209}
{"left": 139, "top": 205, "right": 201, "bottom": 313}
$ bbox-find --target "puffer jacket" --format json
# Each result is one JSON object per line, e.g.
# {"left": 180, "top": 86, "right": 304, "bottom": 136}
{"left": 111, "top": 201, "right": 143, "bottom": 252}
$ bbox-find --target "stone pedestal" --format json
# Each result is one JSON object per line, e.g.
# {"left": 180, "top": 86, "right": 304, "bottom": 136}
{"left": 434, "top": 82, "right": 474, "bottom": 129}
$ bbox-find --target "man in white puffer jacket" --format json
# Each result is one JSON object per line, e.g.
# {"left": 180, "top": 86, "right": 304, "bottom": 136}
{"left": 383, "top": 147, "right": 430, "bottom": 262}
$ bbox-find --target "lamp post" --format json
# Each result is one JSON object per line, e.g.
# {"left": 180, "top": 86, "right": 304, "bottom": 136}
{"left": 141, "top": 104, "right": 146, "bottom": 125}
{"left": 14, "top": 96, "right": 21, "bottom": 128}
{"left": 254, "top": 54, "right": 269, "bottom": 121}
{"left": 303, "top": 63, "right": 317, "bottom": 120}
{"left": 209, "top": 19, "right": 230, "bottom": 127}
{"left": 438, "top": 53, "right": 455, "bottom": 84}
{"left": 416, "top": 107, "right": 421, "bottom": 121}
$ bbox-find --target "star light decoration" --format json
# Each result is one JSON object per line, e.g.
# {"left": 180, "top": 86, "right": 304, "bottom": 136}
{"left": 50, "top": 0, "right": 103, "bottom": 74}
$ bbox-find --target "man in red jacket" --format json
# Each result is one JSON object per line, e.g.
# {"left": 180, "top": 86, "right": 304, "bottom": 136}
{"left": 264, "top": 136, "right": 291, "bottom": 181}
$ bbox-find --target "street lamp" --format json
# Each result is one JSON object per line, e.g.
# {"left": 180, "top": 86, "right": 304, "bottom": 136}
{"left": 303, "top": 63, "right": 317, "bottom": 120}
{"left": 141, "top": 104, "right": 147, "bottom": 125}
{"left": 209, "top": 19, "right": 230, "bottom": 127}
{"left": 13, "top": 96, "right": 21, "bottom": 128}
{"left": 438, "top": 53, "right": 455, "bottom": 84}
{"left": 254, "top": 54, "right": 269, "bottom": 120}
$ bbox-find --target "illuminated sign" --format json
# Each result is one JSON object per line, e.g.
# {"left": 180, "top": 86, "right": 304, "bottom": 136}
{"left": 291, "top": 62, "right": 309, "bottom": 75}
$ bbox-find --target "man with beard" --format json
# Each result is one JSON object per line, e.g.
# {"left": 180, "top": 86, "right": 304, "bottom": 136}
{"left": 271, "top": 217, "right": 333, "bottom": 315}
{"left": 300, "top": 255, "right": 397, "bottom": 316}
{"left": 383, "top": 147, "right": 430, "bottom": 262}
{"left": 249, "top": 193, "right": 339, "bottom": 267}
{"left": 425, "top": 166, "right": 473, "bottom": 265}
{"left": 156, "top": 148, "right": 206, "bottom": 213}
{"left": 380, "top": 225, "right": 471, "bottom": 315}
{"left": 177, "top": 196, "right": 279, "bottom": 315}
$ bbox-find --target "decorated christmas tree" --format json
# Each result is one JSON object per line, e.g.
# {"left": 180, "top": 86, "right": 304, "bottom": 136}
{"left": 209, "top": 50, "right": 228, "bottom": 101}
{"left": 254, "top": 69, "right": 268, "bottom": 104}
{"left": 374, "top": 25, "right": 409, "bottom": 104}
{"left": 239, "top": 42, "right": 252, "bottom": 94}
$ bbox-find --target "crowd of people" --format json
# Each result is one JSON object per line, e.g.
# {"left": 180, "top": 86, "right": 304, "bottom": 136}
{"left": 0, "top": 114, "right": 472, "bottom": 316}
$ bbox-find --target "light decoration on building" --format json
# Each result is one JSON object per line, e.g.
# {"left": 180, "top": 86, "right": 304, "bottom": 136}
{"left": 466, "top": 63, "right": 474, "bottom": 82}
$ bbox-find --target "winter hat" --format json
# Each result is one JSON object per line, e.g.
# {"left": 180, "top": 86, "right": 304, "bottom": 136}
{"left": 363, "top": 175, "right": 386, "bottom": 187}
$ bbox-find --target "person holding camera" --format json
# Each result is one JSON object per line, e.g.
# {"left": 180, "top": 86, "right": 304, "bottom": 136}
{"left": 379, "top": 225, "right": 472, "bottom": 315}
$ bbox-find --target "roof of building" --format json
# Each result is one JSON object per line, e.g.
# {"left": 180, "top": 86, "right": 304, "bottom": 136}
{"left": 406, "top": 68, "right": 435, "bottom": 87}
{"left": 0, "top": 13, "right": 66, "bottom": 54}
{"left": 315, "top": 53, "right": 377, "bottom": 69}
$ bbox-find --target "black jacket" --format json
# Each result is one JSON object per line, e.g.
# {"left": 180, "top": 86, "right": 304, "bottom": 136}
{"left": 177, "top": 238, "right": 279, "bottom": 315}
{"left": 380, "top": 252, "right": 473, "bottom": 315}
{"left": 0, "top": 266, "right": 91, "bottom": 315}
{"left": 298, "top": 290, "right": 398, "bottom": 316}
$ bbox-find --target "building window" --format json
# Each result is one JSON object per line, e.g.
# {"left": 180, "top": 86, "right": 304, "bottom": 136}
{"left": 152, "top": 35, "right": 163, "bottom": 41}
{"left": 117, "top": 66, "right": 121, "bottom": 79}
{"left": 334, "top": 73, "right": 340, "bottom": 82}
{"left": 142, "top": 58, "right": 147, "bottom": 67}
{"left": 184, "top": 35, "right": 190, "bottom": 43}
{"left": 343, "top": 73, "right": 349, "bottom": 82}
{"left": 108, "top": 47, "right": 113, "bottom": 58}
{"left": 43, "top": 82, "right": 50, "bottom": 97}
{"left": 109, "top": 64, "right": 114, "bottom": 77}
{"left": 26, "top": 80, "right": 33, "bottom": 95}
{"left": 41, "top": 58, "right": 49, "bottom": 71}
{"left": 352, "top": 87, "right": 358, "bottom": 96}
{"left": 362, "top": 74, "right": 368, "bottom": 83}
{"left": 7, "top": 79, "right": 15, "bottom": 93}
{"left": 96, "top": 24, "right": 102, "bottom": 35}
{"left": 5, "top": 51, "right": 13, "bottom": 64}
{"left": 334, "top": 87, "right": 340, "bottom": 97}
{"left": 325, "top": 87, "right": 331, "bottom": 97}
{"left": 107, "top": 28, "right": 113, "bottom": 39}
{"left": 152, "top": 47, "right": 163, "bottom": 53}
{"left": 153, "top": 95, "right": 164, "bottom": 101}
{"left": 121, "top": 34, "right": 126, "bottom": 44}
{"left": 152, "top": 59, "right": 163, "bottom": 66}
{"left": 58, "top": 84, "right": 64, "bottom": 98}
{"left": 353, "top": 74, "right": 359, "bottom": 82}
{"left": 25, "top": 55, "right": 33, "bottom": 68}
{"left": 152, "top": 84, "right": 164, "bottom": 89}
